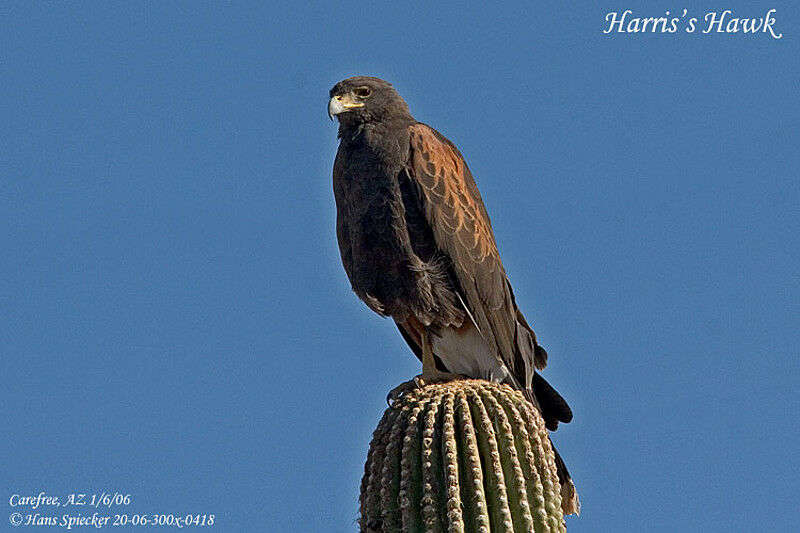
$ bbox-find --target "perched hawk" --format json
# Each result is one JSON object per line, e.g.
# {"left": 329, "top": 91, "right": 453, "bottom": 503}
{"left": 329, "top": 76, "right": 578, "bottom": 514}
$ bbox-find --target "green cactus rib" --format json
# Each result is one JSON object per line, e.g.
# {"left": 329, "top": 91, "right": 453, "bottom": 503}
{"left": 454, "top": 393, "right": 488, "bottom": 533}
{"left": 360, "top": 380, "right": 567, "bottom": 533}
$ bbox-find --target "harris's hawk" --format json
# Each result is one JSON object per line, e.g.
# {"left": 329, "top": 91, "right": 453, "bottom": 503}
{"left": 329, "top": 76, "right": 578, "bottom": 514}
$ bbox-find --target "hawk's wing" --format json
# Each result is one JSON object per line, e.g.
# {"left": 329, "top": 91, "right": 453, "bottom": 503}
{"left": 405, "top": 123, "right": 547, "bottom": 388}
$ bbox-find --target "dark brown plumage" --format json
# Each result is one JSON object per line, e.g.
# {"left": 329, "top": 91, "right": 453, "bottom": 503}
{"left": 329, "top": 76, "right": 578, "bottom": 513}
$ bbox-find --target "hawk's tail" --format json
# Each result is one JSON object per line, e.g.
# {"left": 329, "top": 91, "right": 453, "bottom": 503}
{"left": 532, "top": 372, "right": 572, "bottom": 431}
{"left": 523, "top": 374, "right": 579, "bottom": 515}
{"left": 551, "top": 438, "right": 580, "bottom": 515}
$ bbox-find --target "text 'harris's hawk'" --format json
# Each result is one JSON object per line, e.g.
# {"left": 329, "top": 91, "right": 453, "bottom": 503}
{"left": 328, "top": 76, "right": 578, "bottom": 514}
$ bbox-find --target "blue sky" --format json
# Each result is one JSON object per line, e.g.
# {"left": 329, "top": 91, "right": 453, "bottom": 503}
{"left": 2, "top": 2, "right": 798, "bottom": 532}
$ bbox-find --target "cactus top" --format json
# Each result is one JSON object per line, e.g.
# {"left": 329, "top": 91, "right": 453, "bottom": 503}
{"left": 360, "top": 380, "right": 577, "bottom": 533}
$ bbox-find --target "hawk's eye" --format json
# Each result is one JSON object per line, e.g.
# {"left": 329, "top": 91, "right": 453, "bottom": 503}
{"left": 354, "top": 87, "right": 372, "bottom": 98}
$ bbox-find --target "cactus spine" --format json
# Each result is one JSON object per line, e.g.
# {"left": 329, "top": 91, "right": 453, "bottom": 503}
{"left": 360, "top": 380, "right": 569, "bottom": 533}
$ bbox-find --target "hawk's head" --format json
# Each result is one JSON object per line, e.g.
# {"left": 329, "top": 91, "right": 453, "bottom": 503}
{"left": 328, "top": 76, "right": 412, "bottom": 127}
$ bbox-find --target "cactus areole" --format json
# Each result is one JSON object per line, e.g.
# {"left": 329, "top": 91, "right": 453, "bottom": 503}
{"left": 360, "top": 380, "right": 576, "bottom": 533}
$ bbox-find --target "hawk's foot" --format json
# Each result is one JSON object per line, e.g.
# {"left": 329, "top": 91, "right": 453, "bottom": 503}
{"left": 417, "top": 369, "right": 466, "bottom": 386}
{"left": 386, "top": 371, "right": 468, "bottom": 406}
{"left": 386, "top": 379, "right": 419, "bottom": 406}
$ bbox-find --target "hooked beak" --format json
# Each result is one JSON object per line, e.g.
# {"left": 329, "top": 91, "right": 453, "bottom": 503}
{"left": 328, "top": 94, "right": 365, "bottom": 120}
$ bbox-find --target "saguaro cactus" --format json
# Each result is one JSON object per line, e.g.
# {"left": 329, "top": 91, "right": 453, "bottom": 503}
{"left": 360, "top": 379, "right": 570, "bottom": 533}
